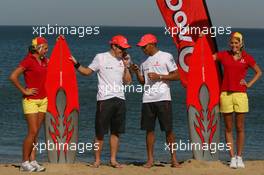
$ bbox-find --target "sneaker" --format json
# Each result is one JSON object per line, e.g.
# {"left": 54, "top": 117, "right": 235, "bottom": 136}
{"left": 20, "top": 161, "right": 36, "bottom": 172}
{"left": 229, "top": 157, "right": 237, "bottom": 169}
{"left": 30, "top": 160, "right": 46, "bottom": 172}
{"left": 237, "top": 156, "right": 245, "bottom": 168}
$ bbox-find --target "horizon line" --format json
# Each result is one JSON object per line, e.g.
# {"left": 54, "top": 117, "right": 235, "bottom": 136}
{"left": 0, "top": 25, "right": 263, "bottom": 29}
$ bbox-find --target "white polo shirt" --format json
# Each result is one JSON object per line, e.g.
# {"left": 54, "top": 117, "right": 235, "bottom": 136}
{"left": 88, "top": 52, "right": 125, "bottom": 101}
{"left": 140, "top": 50, "right": 177, "bottom": 103}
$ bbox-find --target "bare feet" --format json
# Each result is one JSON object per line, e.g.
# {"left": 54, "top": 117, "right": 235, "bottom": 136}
{"left": 171, "top": 161, "right": 181, "bottom": 168}
{"left": 143, "top": 161, "right": 154, "bottom": 168}
{"left": 92, "top": 161, "right": 100, "bottom": 168}
{"left": 110, "top": 161, "right": 123, "bottom": 168}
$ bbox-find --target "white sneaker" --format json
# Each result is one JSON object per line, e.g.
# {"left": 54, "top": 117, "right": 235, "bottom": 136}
{"left": 20, "top": 161, "right": 36, "bottom": 172}
{"left": 30, "top": 160, "right": 46, "bottom": 172}
{"left": 229, "top": 157, "right": 237, "bottom": 169}
{"left": 237, "top": 156, "right": 245, "bottom": 168}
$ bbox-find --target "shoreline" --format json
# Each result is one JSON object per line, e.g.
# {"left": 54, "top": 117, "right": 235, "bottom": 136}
{"left": 1, "top": 159, "right": 264, "bottom": 175}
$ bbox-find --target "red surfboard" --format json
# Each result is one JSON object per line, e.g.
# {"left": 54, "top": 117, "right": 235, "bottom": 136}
{"left": 45, "top": 36, "right": 79, "bottom": 163}
{"left": 187, "top": 35, "right": 220, "bottom": 160}
{"left": 156, "top": 0, "right": 221, "bottom": 160}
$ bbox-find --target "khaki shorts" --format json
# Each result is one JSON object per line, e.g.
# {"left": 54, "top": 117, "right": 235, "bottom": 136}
{"left": 220, "top": 92, "right": 248, "bottom": 113}
{"left": 22, "top": 97, "right": 48, "bottom": 114}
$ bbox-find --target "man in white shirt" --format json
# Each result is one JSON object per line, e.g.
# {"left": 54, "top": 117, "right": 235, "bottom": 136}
{"left": 71, "top": 35, "right": 132, "bottom": 168}
{"left": 131, "top": 34, "right": 180, "bottom": 168}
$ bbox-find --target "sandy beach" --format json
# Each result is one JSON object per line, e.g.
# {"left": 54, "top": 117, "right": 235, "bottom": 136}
{"left": 1, "top": 159, "right": 264, "bottom": 175}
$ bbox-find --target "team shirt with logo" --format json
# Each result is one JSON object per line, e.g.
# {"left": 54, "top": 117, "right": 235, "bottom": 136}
{"left": 19, "top": 53, "right": 48, "bottom": 99}
{"left": 88, "top": 52, "right": 126, "bottom": 101}
{"left": 217, "top": 50, "right": 256, "bottom": 92}
{"left": 140, "top": 51, "right": 177, "bottom": 103}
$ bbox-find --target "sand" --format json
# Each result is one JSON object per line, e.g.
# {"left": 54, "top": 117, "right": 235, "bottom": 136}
{"left": 1, "top": 159, "right": 264, "bottom": 175}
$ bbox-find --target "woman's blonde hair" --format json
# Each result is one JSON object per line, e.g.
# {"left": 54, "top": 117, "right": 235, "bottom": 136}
{"left": 230, "top": 32, "right": 244, "bottom": 50}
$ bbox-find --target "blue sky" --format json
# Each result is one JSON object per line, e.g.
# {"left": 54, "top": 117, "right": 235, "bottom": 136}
{"left": 0, "top": 0, "right": 263, "bottom": 28}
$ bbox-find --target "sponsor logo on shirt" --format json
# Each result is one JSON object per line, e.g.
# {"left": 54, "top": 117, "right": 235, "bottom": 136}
{"left": 240, "top": 58, "right": 246, "bottom": 64}
{"left": 105, "top": 66, "right": 113, "bottom": 70}
{"left": 153, "top": 61, "right": 160, "bottom": 66}
{"left": 143, "top": 68, "right": 149, "bottom": 72}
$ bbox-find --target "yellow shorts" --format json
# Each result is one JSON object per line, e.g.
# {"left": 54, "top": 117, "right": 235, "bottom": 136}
{"left": 220, "top": 92, "right": 248, "bottom": 113}
{"left": 22, "top": 97, "right": 48, "bottom": 114}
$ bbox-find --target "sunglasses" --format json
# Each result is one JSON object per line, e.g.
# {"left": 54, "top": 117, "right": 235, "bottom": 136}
{"left": 141, "top": 44, "right": 149, "bottom": 50}
{"left": 115, "top": 44, "right": 126, "bottom": 51}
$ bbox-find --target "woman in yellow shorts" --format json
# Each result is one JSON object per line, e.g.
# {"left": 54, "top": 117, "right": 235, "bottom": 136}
{"left": 9, "top": 37, "right": 48, "bottom": 172}
{"left": 214, "top": 32, "right": 262, "bottom": 168}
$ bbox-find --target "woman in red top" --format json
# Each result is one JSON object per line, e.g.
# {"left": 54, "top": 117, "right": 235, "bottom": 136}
{"left": 214, "top": 32, "right": 262, "bottom": 168}
{"left": 9, "top": 37, "right": 48, "bottom": 172}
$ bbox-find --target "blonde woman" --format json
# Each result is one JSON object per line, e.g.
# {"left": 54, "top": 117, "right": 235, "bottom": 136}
{"left": 9, "top": 37, "right": 48, "bottom": 172}
{"left": 214, "top": 32, "right": 262, "bottom": 168}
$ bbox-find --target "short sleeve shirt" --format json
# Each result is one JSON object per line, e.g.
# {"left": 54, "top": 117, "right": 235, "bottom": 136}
{"left": 19, "top": 53, "right": 48, "bottom": 99}
{"left": 217, "top": 50, "right": 256, "bottom": 92}
{"left": 140, "top": 51, "right": 177, "bottom": 103}
{"left": 88, "top": 52, "right": 126, "bottom": 101}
